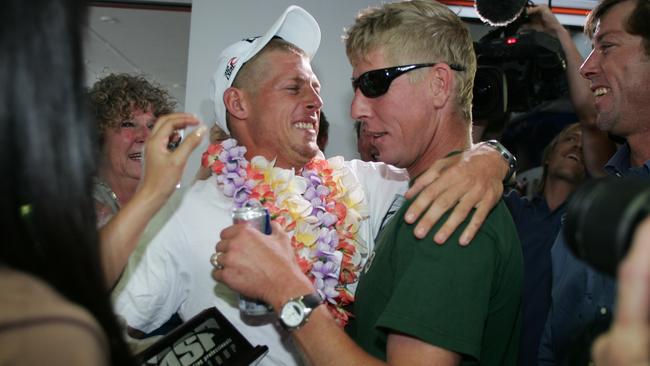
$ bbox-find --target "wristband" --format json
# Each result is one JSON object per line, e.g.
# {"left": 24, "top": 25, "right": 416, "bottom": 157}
{"left": 484, "top": 140, "right": 518, "bottom": 184}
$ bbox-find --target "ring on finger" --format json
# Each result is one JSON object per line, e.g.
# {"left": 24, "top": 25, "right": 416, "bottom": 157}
{"left": 210, "top": 252, "right": 224, "bottom": 270}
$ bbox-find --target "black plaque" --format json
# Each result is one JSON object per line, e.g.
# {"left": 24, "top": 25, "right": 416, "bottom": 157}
{"left": 136, "top": 307, "right": 269, "bottom": 366}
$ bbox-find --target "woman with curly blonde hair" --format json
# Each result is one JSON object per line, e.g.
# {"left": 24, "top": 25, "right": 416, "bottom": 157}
{"left": 88, "top": 73, "right": 175, "bottom": 226}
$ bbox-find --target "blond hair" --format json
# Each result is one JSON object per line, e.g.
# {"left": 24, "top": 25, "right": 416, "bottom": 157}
{"left": 344, "top": 0, "right": 477, "bottom": 120}
{"left": 232, "top": 37, "right": 306, "bottom": 92}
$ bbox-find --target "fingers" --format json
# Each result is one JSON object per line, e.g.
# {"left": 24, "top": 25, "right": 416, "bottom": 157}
{"left": 145, "top": 113, "right": 202, "bottom": 162}
{"left": 152, "top": 112, "right": 199, "bottom": 132}
{"left": 526, "top": 5, "right": 540, "bottom": 15}
{"left": 220, "top": 222, "right": 250, "bottom": 240}
{"left": 457, "top": 203, "right": 489, "bottom": 246}
{"left": 526, "top": 4, "right": 548, "bottom": 15}
{"left": 409, "top": 185, "right": 454, "bottom": 239}
{"left": 614, "top": 218, "right": 650, "bottom": 326}
{"left": 590, "top": 218, "right": 650, "bottom": 365}
{"left": 404, "top": 156, "right": 457, "bottom": 201}
{"left": 411, "top": 182, "right": 481, "bottom": 244}
{"left": 591, "top": 334, "right": 608, "bottom": 365}
{"left": 433, "top": 195, "right": 476, "bottom": 245}
{"left": 459, "top": 183, "right": 502, "bottom": 245}
{"left": 406, "top": 171, "right": 503, "bottom": 244}
{"left": 174, "top": 124, "right": 207, "bottom": 162}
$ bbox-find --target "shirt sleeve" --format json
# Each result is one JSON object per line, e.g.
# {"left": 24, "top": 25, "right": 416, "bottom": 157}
{"left": 345, "top": 159, "right": 409, "bottom": 240}
{"left": 376, "top": 211, "right": 497, "bottom": 360}
{"left": 539, "top": 229, "right": 616, "bottom": 365}
{"left": 113, "top": 213, "right": 190, "bottom": 333}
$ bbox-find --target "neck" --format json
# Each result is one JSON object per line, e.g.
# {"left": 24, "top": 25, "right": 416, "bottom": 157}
{"left": 543, "top": 176, "right": 578, "bottom": 211}
{"left": 406, "top": 116, "right": 471, "bottom": 178}
{"left": 98, "top": 167, "right": 139, "bottom": 206}
{"left": 627, "top": 134, "right": 650, "bottom": 167}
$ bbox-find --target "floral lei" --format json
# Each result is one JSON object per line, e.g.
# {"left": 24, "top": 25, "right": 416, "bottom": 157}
{"left": 201, "top": 139, "right": 368, "bottom": 326}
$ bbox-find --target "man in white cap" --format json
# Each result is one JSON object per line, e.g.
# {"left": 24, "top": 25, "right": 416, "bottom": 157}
{"left": 213, "top": 1, "right": 523, "bottom": 364}
{"left": 115, "top": 7, "right": 406, "bottom": 365}
{"left": 115, "top": 5, "right": 512, "bottom": 365}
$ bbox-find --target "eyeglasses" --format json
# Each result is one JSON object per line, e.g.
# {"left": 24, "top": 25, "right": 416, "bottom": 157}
{"left": 351, "top": 62, "right": 466, "bottom": 98}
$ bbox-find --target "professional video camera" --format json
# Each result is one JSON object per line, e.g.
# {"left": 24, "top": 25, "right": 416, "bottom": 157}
{"left": 472, "top": 5, "right": 568, "bottom": 121}
{"left": 565, "top": 177, "right": 650, "bottom": 277}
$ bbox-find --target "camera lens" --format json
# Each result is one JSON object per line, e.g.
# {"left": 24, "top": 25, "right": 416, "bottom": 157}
{"left": 565, "top": 177, "right": 650, "bottom": 277}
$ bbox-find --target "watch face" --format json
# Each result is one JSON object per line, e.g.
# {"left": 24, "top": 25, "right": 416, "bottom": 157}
{"left": 281, "top": 301, "right": 305, "bottom": 328}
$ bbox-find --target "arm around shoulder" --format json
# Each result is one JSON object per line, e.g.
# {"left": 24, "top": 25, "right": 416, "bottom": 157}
{"left": 403, "top": 141, "right": 510, "bottom": 245}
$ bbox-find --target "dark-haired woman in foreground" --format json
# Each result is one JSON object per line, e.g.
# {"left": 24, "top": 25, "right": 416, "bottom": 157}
{"left": 0, "top": 1, "right": 204, "bottom": 364}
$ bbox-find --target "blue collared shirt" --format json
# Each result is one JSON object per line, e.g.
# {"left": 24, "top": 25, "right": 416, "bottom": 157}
{"left": 504, "top": 191, "right": 565, "bottom": 366}
{"left": 538, "top": 143, "right": 650, "bottom": 365}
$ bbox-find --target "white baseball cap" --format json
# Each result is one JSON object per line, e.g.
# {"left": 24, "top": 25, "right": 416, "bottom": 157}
{"left": 211, "top": 5, "right": 321, "bottom": 134}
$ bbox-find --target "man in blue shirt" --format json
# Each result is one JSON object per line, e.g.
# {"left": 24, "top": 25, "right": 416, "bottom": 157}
{"left": 537, "top": 0, "right": 650, "bottom": 364}
{"left": 504, "top": 123, "right": 587, "bottom": 366}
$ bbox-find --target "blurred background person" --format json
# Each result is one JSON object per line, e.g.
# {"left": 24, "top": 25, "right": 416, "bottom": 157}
{"left": 0, "top": 1, "right": 204, "bottom": 364}
{"left": 317, "top": 111, "right": 330, "bottom": 152}
{"left": 354, "top": 120, "right": 378, "bottom": 162}
{"left": 504, "top": 123, "right": 587, "bottom": 366}
{"left": 0, "top": 1, "right": 135, "bottom": 364}
{"left": 592, "top": 215, "right": 650, "bottom": 366}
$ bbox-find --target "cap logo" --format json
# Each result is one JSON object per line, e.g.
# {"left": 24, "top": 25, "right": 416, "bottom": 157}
{"left": 243, "top": 36, "right": 261, "bottom": 43}
{"left": 224, "top": 57, "right": 238, "bottom": 80}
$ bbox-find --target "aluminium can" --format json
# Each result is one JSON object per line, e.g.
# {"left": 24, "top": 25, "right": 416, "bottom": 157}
{"left": 232, "top": 205, "right": 273, "bottom": 316}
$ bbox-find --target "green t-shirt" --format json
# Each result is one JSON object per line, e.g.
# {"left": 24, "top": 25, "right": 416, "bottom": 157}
{"left": 346, "top": 198, "right": 523, "bottom": 365}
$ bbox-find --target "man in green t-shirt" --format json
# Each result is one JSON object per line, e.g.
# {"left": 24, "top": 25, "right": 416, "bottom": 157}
{"left": 213, "top": 1, "right": 523, "bottom": 365}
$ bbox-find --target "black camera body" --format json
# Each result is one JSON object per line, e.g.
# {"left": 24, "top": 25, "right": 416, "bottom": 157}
{"left": 565, "top": 177, "right": 650, "bottom": 277}
{"left": 472, "top": 29, "right": 568, "bottom": 121}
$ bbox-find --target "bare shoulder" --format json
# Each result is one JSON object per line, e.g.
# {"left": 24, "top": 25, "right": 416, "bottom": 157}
{"left": 0, "top": 267, "right": 109, "bottom": 365}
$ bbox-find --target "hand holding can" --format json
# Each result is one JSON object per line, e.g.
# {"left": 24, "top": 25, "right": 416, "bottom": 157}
{"left": 232, "top": 205, "right": 273, "bottom": 316}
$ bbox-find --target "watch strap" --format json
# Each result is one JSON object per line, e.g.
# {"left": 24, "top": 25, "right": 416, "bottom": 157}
{"left": 301, "top": 292, "right": 323, "bottom": 310}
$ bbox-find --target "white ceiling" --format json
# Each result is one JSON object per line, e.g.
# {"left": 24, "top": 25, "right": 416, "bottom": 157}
{"left": 84, "top": 2, "right": 191, "bottom": 106}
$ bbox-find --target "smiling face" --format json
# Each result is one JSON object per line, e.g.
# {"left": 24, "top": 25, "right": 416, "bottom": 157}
{"left": 237, "top": 49, "right": 322, "bottom": 169}
{"left": 545, "top": 125, "right": 586, "bottom": 184}
{"left": 580, "top": 0, "right": 650, "bottom": 141}
{"left": 356, "top": 121, "right": 379, "bottom": 162}
{"left": 100, "top": 108, "right": 155, "bottom": 184}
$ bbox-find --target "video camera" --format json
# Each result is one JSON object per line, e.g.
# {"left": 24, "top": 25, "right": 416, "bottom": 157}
{"left": 565, "top": 177, "right": 650, "bottom": 277}
{"left": 472, "top": 14, "right": 568, "bottom": 121}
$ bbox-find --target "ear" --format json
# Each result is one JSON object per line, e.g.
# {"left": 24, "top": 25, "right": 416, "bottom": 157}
{"left": 428, "top": 64, "right": 453, "bottom": 108}
{"left": 223, "top": 87, "right": 249, "bottom": 120}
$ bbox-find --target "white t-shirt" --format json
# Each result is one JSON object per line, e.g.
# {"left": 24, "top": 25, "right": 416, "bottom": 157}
{"left": 114, "top": 159, "right": 408, "bottom": 366}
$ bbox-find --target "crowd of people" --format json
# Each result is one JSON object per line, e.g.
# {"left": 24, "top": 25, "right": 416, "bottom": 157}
{"left": 2, "top": 0, "right": 650, "bottom": 365}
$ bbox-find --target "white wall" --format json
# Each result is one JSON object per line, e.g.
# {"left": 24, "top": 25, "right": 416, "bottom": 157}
{"left": 183, "top": 0, "right": 386, "bottom": 185}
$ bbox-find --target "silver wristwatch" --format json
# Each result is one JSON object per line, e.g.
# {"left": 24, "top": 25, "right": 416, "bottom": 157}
{"left": 279, "top": 292, "right": 323, "bottom": 331}
{"left": 484, "top": 139, "right": 518, "bottom": 184}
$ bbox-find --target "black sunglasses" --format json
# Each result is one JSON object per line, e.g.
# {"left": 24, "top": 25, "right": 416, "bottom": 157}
{"left": 351, "top": 62, "right": 466, "bottom": 98}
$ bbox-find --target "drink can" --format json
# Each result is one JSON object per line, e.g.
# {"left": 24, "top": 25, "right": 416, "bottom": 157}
{"left": 232, "top": 205, "right": 273, "bottom": 316}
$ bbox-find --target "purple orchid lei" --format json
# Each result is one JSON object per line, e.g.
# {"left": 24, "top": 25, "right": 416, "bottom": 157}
{"left": 203, "top": 138, "right": 366, "bottom": 325}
